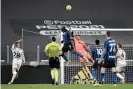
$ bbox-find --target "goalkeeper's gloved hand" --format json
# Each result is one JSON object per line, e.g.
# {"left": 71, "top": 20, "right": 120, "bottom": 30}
{"left": 98, "top": 58, "right": 104, "bottom": 64}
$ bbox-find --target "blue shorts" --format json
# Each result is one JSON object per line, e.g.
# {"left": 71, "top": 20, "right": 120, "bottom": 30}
{"left": 93, "top": 60, "right": 102, "bottom": 69}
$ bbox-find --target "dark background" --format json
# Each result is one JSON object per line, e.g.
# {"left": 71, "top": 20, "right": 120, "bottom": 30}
{"left": 1, "top": 0, "right": 133, "bottom": 84}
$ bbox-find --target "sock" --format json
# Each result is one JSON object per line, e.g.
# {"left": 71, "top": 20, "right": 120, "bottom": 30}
{"left": 54, "top": 68, "right": 59, "bottom": 83}
{"left": 10, "top": 71, "right": 17, "bottom": 82}
{"left": 11, "top": 74, "right": 16, "bottom": 82}
{"left": 92, "top": 69, "right": 97, "bottom": 79}
{"left": 74, "top": 52, "right": 83, "bottom": 58}
{"left": 99, "top": 73, "right": 105, "bottom": 84}
{"left": 51, "top": 69, "right": 55, "bottom": 80}
{"left": 113, "top": 72, "right": 117, "bottom": 84}
{"left": 62, "top": 55, "right": 68, "bottom": 61}
{"left": 117, "top": 73, "right": 124, "bottom": 80}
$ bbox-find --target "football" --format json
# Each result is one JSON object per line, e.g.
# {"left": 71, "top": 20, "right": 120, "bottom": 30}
{"left": 66, "top": 5, "right": 72, "bottom": 11}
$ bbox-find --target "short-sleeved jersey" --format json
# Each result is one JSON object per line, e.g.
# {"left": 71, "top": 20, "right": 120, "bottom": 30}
{"left": 92, "top": 46, "right": 104, "bottom": 61}
{"left": 116, "top": 48, "right": 126, "bottom": 65}
{"left": 104, "top": 39, "right": 116, "bottom": 61}
{"left": 74, "top": 37, "right": 87, "bottom": 55}
{"left": 45, "top": 42, "right": 61, "bottom": 57}
{"left": 11, "top": 48, "right": 24, "bottom": 60}
{"left": 62, "top": 30, "right": 71, "bottom": 44}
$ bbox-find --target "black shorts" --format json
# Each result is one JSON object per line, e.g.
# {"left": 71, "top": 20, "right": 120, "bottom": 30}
{"left": 49, "top": 57, "right": 60, "bottom": 69}
{"left": 102, "top": 60, "right": 116, "bottom": 68}
{"left": 62, "top": 42, "right": 74, "bottom": 52}
{"left": 93, "top": 60, "right": 102, "bottom": 69}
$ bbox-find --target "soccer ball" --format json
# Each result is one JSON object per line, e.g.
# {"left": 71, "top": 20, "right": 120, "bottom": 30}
{"left": 66, "top": 5, "right": 72, "bottom": 11}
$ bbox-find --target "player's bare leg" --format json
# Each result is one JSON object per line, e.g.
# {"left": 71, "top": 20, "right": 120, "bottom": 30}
{"left": 8, "top": 67, "right": 17, "bottom": 84}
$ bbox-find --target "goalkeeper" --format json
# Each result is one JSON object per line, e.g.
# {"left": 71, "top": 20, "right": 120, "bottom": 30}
{"left": 45, "top": 37, "right": 61, "bottom": 85}
{"left": 60, "top": 26, "right": 87, "bottom": 64}
{"left": 73, "top": 36, "right": 94, "bottom": 71}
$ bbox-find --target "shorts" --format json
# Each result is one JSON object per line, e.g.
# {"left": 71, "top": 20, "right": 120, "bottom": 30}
{"left": 102, "top": 60, "right": 116, "bottom": 68}
{"left": 62, "top": 42, "right": 74, "bottom": 52}
{"left": 80, "top": 53, "right": 91, "bottom": 63}
{"left": 116, "top": 63, "right": 126, "bottom": 72}
{"left": 12, "top": 59, "right": 22, "bottom": 71}
{"left": 49, "top": 57, "right": 60, "bottom": 69}
{"left": 92, "top": 60, "right": 102, "bottom": 69}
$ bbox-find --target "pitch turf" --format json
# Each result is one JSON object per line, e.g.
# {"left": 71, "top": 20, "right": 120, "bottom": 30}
{"left": 1, "top": 84, "right": 133, "bottom": 89}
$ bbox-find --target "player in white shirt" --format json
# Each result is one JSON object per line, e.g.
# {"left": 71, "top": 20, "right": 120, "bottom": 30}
{"left": 116, "top": 43, "right": 126, "bottom": 83}
{"left": 8, "top": 39, "right": 25, "bottom": 84}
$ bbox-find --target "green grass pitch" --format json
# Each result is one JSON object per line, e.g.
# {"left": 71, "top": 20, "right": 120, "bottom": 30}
{"left": 1, "top": 84, "right": 133, "bottom": 89}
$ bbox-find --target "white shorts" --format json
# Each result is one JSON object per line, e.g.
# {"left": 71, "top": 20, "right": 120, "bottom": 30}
{"left": 116, "top": 63, "right": 126, "bottom": 72}
{"left": 12, "top": 59, "right": 22, "bottom": 71}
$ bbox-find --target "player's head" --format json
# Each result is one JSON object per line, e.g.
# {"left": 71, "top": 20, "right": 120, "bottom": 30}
{"left": 117, "top": 43, "right": 122, "bottom": 49}
{"left": 95, "top": 39, "right": 100, "bottom": 45}
{"left": 52, "top": 36, "right": 56, "bottom": 42}
{"left": 106, "top": 31, "right": 111, "bottom": 39}
{"left": 61, "top": 26, "right": 67, "bottom": 32}
{"left": 15, "top": 42, "right": 20, "bottom": 48}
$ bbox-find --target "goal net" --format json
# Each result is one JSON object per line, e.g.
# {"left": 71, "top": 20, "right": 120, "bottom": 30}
{"left": 63, "top": 30, "right": 133, "bottom": 84}
{"left": 22, "top": 29, "right": 61, "bottom": 64}
{"left": 22, "top": 29, "right": 133, "bottom": 84}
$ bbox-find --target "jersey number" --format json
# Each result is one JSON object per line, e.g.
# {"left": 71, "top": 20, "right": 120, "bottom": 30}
{"left": 109, "top": 43, "right": 116, "bottom": 52}
{"left": 13, "top": 52, "right": 21, "bottom": 58}
{"left": 97, "top": 49, "right": 103, "bottom": 55}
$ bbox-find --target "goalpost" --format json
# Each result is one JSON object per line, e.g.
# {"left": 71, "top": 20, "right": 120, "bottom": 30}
{"left": 21, "top": 28, "right": 133, "bottom": 84}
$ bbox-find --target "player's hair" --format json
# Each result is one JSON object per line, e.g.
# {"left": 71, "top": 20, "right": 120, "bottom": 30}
{"left": 95, "top": 39, "right": 100, "bottom": 45}
{"left": 117, "top": 43, "right": 122, "bottom": 48}
{"left": 61, "top": 26, "right": 67, "bottom": 32}
{"left": 52, "top": 36, "right": 56, "bottom": 42}
{"left": 106, "top": 31, "right": 111, "bottom": 37}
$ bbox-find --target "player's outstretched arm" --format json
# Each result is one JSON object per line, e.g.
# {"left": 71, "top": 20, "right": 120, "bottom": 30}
{"left": 12, "top": 39, "right": 22, "bottom": 48}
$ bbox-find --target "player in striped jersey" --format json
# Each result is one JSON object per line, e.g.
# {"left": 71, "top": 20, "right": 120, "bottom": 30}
{"left": 92, "top": 39, "right": 103, "bottom": 80}
{"left": 60, "top": 26, "right": 87, "bottom": 65}
{"left": 97, "top": 31, "right": 117, "bottom": 87}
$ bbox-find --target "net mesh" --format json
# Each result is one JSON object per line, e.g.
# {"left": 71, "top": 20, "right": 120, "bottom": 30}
{"left": 22, "top": 29, "right": 52, "bottom": 63}
{"left": 64, "top": 35, "right": 133, "bottom": 84}
{"left": 22, "top": 29, "right": 62, "bottom": 83}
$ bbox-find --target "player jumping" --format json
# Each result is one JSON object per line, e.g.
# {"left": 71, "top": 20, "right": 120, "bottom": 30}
{"left": 60, "top": 26, "right": 87, "bottom": 64}
{"left": 73, "top": 36, "right": 95, "bottom": 83}
{"left": 73, "top": 36, "right": 93, "bottom": 71}
{"left": 97, "top": 31, "right": 117, "bottom": 87}
{"left": 92, "top": 39, "right": 103, "bottom": 81}
{"left": 8, "top": 39, "right": 25, "bottom": 84}
{"left": 116, "top": 43, "right": 126, "bottom": 83}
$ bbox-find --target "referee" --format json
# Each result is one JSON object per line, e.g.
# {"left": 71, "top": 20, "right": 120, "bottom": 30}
{"left": 45, "top": 37, "right": 61, "bottom": 85}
